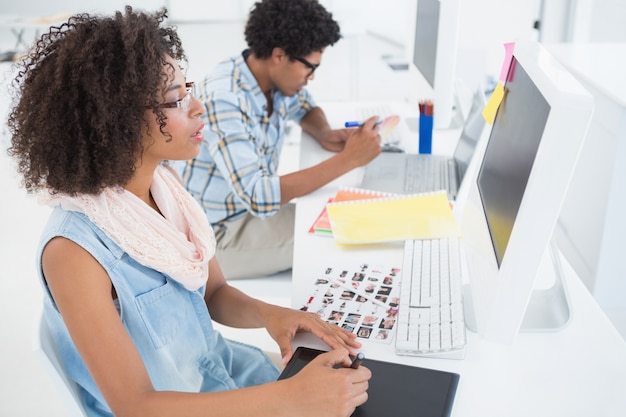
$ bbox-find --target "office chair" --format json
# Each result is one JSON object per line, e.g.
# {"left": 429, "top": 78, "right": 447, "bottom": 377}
{"left": 32, "top": 307, "right": 88, "bottom": 417}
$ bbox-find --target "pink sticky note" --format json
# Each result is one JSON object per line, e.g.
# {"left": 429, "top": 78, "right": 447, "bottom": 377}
{"left": 499, "top": 42, "right": 516, "bottom": 82}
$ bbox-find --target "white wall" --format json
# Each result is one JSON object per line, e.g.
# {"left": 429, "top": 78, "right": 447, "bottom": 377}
{"left": 588, "top": 0, "right": 626, "bottom": 41}
{"left": 0, "top": 0, "right": 163, "bottom": 16}
{"left": 4, "top": 0, "right": 624, "bottom": 69}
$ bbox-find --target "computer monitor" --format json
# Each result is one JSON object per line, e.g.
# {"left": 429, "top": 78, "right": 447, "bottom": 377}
{"left": 458, "top": 41, "right": 593, "bottom": 345}
{"left": 405, "top": 0, "right": 461, "bottom": 129}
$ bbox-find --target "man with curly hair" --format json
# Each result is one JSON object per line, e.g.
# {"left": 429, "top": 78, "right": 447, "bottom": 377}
{"left": 175, "top": 0, "right": 382, "bottom": 279}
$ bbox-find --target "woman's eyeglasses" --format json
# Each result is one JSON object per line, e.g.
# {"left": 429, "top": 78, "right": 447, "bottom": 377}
{"left": 149, "top": 82, "right": 195, "bottom": 112}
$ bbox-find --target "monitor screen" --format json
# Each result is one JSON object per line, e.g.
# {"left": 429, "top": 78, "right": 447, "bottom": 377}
{"left": 458, "top": 41, "right": 593, "bottom": 344}
{"left": 412, "top": 0, "right": 439, "bottom": 87}
{"left": 405, "top": 0, "right": 460, "bottom": 129}
{"left": 477, "top": 58, "right": 550, "bottom": 266}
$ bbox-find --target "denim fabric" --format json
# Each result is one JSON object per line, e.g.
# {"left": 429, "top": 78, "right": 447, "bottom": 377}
{"left": 37, "top": 206, "right": 279, "bottom": 416}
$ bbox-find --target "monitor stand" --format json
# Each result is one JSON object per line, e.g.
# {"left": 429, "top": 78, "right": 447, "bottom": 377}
{"left": 463, "top": 238, "right": 572, "bottom": 334}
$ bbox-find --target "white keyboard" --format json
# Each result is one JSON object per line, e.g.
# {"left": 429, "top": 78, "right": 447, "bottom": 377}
{"left": 395, "top": 238, "right": 467, "bottom": 359}
{"left": 357, "top": 104, "right": 402, "bottom": 146}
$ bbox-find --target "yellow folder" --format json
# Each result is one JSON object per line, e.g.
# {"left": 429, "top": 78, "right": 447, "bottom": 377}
{"left": 326, "top": 190, "right": 460, "bottom": 244}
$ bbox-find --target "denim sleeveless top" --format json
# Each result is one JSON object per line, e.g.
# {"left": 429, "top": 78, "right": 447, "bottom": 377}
{"left": 37, "top": 206, "right": 279, "bottom": 416}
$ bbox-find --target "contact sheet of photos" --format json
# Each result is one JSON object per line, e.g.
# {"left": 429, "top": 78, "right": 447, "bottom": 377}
{"left": 299, "top": 263, "right": 402, "bottom": 344}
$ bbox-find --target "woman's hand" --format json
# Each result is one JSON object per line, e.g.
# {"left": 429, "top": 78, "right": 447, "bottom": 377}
{"left": 262, "top": 305, "right": 362, "bottom": 365}
{"left": 281, "top": 349, "right": 371, "bottom": 417}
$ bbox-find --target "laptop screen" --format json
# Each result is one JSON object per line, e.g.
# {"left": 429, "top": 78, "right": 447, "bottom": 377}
{"left": 453, "top": 89, "right": 487, "bottom": 181}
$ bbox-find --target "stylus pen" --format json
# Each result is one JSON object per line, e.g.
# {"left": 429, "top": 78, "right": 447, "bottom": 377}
{"left": 344, "top": 120, "right": 383, "bottom": 128}
{"left": 350, "top": 352, "right": 365, "bottom": 369}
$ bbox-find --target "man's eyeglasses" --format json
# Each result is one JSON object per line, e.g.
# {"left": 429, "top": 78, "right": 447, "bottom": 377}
{"left": 149, "top": 82, "right": 195, "bottom": 112}
{"left": 292, "top": 56, "right": 319, "bottom": 77}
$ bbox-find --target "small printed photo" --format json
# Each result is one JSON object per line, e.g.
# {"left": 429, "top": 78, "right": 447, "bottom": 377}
{"left": 367, "top": 276, "right": 379, "bottom": 282}
{"left": 345, "top": 313, "right": 361, "bottom": 324}
{"left": 362, "top": 315, "right": 378, "bottom": 326}
{"left": 328, "top": 310, "right": 344, "bottom": 322}
{"left": 324, "top": 289, "right": 334, "bottom": 297}
{"left": 379, "top": 318, "right": 396, "bottom": 330}
{"left": 321, "top": 297, "right": 334, "bottom": 306}
{"left": 355, "top": 295, "right": 368, "bottom": 303}
{"left": 360, "top": 264, "right": 368, "bottom": 271}
{"left": 351, "top": 282, "right": 360, "bottom": 289}
{"left": 364, "top": 284, "right": 376, "bottom": 293}
{"left": 339, "top": 270, "right": 348, "bottom": 278}
{"left": 315, "top": 278, "right": 329, "bottom": 285}
{"left": 331, "top": 282, "right": 341, "bottom": 288}
{"left": 375, "top": 329, "right": 390, "bottom": 340}
{"left": 377, "top": 286, "right": 392, "bottom": 296}
{"left": 375, "top": 295, "right": 388, "bottom": 304}
{"left": 342, "top": 323, "right": 355, "bottom": 332}
{"left": 389, "top": 297, "right": 399, "bottom": 308}
{"left": 352, "top": 272, "right": 365, "bottom": 282}
{"left": 383, "top": 276, "right": 394, "bottom": 285}
{"left": 325, "top": 267, "right": 332, "bottom": 275}
{"left": 387, "top": 307, "right": 399, "bottom": 317}
{"left": 340, "top": 290, "right": 356, "bottom": 300}
{"left": 357, "top": 327, "right": 372, "bottom": 339}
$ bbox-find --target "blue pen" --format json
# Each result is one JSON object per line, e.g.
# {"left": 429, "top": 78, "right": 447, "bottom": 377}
{"left": 344, "top": 119, "right": 383, "bottom": 128}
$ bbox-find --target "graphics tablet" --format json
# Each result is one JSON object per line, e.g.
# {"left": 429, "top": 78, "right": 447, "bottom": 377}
{"left": 278, "top": 347, "right": 460, "bottom": 417}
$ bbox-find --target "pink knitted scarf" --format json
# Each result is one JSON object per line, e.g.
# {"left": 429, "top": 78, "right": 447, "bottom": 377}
{"left": 42, "top": 165, "right": 215, "bottom": 291}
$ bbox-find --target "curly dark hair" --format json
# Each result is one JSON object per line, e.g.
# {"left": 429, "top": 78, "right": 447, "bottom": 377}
{"left": 244, "top": 0, "right": 341, "bottom": 59}
{"left": 7, "top": 6, "right": 185, "bottom": 195}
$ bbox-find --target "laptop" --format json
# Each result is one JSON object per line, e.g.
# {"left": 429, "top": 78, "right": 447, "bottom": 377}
{"left": 360, "top": 88, "right": 487, "bottom": 200}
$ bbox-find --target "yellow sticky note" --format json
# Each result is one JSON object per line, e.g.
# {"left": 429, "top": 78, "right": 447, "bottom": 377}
{"left": 482, "top": 82, "right": 505, "bottom": 125}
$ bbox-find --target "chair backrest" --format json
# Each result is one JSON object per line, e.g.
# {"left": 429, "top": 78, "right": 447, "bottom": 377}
{"left": 32, "top": 307, "right": 89, "bottom": 417}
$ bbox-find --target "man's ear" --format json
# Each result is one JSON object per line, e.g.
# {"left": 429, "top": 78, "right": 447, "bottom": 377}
{"left": 271, "top": 47, "right": 287, "bottom": 64}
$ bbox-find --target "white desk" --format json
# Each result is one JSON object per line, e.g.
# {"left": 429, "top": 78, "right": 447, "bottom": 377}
{"left": 290, "top": 102, "right": 626, "bottom": 417}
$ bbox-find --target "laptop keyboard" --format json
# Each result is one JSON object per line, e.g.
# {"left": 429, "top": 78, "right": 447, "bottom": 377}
{"left": 404, "top": 157, "right": 449, "bottom": 194}
{"left": 396, "top": 238, "right": 467, "bottom": 359}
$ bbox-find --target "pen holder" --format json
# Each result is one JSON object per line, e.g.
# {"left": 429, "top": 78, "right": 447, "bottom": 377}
{"left": 419, "top": 114, "right": 433, "bottom": 154}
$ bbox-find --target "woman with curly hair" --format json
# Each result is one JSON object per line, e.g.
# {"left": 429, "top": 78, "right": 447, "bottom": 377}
{"left": 174, "top": 0, "right": 383, "bottom": 280}
{"left": 7, "top": 6, "right": 370, "bottom": 417}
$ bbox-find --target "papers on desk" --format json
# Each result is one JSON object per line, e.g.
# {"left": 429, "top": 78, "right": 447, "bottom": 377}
{"left": 308, "top": 188, "right": 395, "bottom": 236}
{"left": 297, "top": 261, "right": 403, "bottom": 344}
{"left": 317, "top": 188, "right": 460, "bottom": 244}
